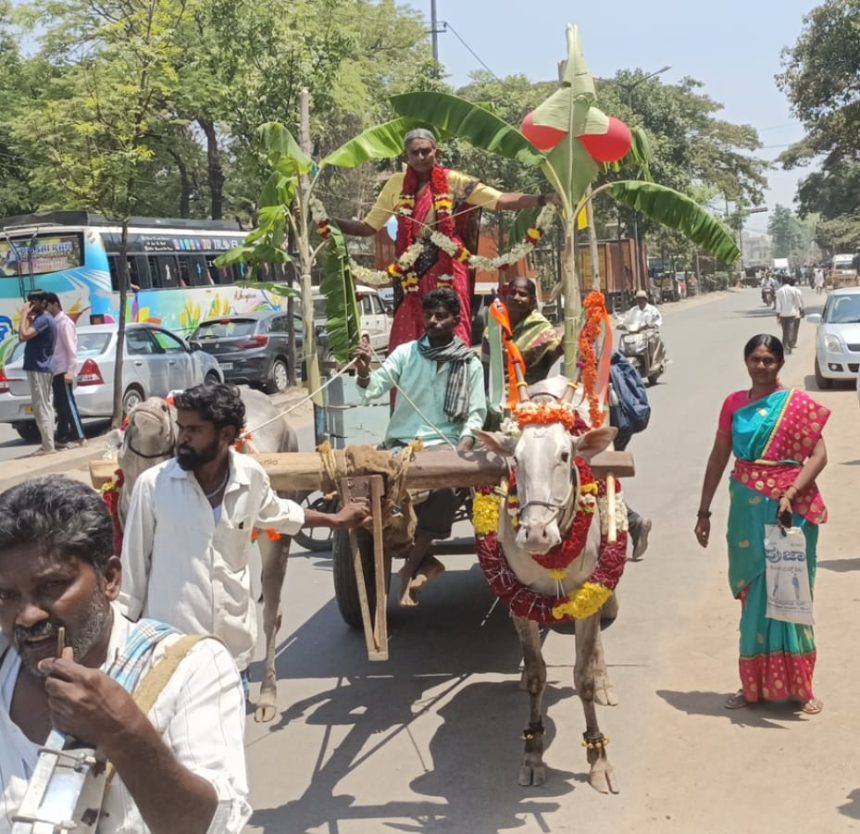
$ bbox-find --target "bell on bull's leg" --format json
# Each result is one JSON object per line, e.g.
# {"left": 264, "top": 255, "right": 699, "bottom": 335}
{"left": 583, "top": 732, "right": 618, "bottom": 794}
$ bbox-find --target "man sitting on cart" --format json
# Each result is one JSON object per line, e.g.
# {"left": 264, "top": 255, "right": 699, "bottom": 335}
{"left": 354, "top": 287, "right": 487, "bottom": 607}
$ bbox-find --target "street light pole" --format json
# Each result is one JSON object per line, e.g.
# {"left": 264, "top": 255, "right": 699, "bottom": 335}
{"left": 618, "top": 65, "right": 671, "bottom": 296}
{"left": 430, "top": 0, "right": 439, "bottom": 62}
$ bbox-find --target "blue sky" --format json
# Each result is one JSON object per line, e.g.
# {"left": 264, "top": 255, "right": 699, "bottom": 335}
{"left": 403, "top": 0, "right": 820, "bottom": 235}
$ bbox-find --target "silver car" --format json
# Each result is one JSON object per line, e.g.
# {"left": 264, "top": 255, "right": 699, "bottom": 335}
{"left": 0, "top": 323, "right": 224, "bottom": 441}
{"left": 807, "top": 287, "right": 860, "bottom": 388}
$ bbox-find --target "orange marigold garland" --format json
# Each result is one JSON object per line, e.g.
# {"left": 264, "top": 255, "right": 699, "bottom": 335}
{"left": 579, "top": 291, "right": 609, "bottom": 427}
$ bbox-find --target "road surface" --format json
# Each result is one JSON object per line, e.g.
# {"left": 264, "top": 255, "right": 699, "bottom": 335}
{"left": 243, "top": 287, "right": 860, "bottom": 834}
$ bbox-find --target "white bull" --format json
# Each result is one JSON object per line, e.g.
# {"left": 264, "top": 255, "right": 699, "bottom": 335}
{"left": 110, "top": 387, "right": 298, "bottom": 723}
{"left": 478, "top": 377, "right": 624, "bottom": 793}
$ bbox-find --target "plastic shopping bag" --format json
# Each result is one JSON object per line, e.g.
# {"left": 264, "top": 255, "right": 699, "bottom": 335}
{"left": 764, "top": 524, "right": 814, "bottom": 625}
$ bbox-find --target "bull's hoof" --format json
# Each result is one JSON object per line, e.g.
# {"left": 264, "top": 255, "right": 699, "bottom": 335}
{"left": 254, "top": 697, "right": 278, "bottom": 723}
{"left": 518, "top": 763, "right": 547, "bottom": 786}
{"left": 594, "top": 679, "right": 619, "bottom": 707}
{"left": 589, "top": 763, "right": 619, "bottom": 794}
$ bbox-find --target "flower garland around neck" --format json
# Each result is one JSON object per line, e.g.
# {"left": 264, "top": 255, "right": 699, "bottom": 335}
{"left": 472, "top": 404, "right": 628, "bottom": 624}
{"left": 309, "top": 183, "right": 557, "bottom": 291}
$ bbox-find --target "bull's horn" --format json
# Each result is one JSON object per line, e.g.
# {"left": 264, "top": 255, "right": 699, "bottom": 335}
{"left": 513, "top": 362, "right": 530, "bottom": 403}
{"left": 560, "top": 379, "right": 578, "bottom": 403}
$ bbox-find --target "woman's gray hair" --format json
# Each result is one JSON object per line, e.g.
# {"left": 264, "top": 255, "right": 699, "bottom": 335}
{"left": 404, "top": 128, "right": 437, "bottom": 150}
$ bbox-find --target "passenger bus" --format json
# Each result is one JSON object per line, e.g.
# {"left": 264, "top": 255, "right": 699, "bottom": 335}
{"left": 0, "top": 211, "right": 289, "bottom": 344}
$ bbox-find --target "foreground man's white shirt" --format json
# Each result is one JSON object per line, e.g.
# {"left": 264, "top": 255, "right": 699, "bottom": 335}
{"left": 120, "top": 449, "right": 305, "bottom": 669}
{"left": 0, "top": 603, "right": 251, "bottom": 834}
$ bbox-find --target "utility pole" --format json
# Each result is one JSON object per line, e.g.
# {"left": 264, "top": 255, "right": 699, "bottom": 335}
{"left": 299, "top": 88, "right": 323, "bottom": 404}
{"left": 430, "top": 0, "right": 439, "bottom": 62}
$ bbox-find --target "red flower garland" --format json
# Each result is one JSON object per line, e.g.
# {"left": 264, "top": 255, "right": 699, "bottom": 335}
{"left": 506, "top": 459, "right": 597, "bottom": 573}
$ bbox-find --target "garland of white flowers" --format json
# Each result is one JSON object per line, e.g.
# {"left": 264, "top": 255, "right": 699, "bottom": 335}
{"left": 309, "top": 195, "right": 557, "bottom": 290}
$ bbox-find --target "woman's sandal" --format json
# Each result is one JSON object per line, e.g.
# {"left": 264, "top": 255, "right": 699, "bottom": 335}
{"left": 801, "top": 698, "right": 823, "bottom": 715}
{"left": 724, "top": 690, "right": 750, "bottom": 710}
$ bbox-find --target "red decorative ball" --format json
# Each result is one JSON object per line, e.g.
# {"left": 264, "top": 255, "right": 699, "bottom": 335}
{"left": 521, "top": 111, "right": 567, "bottom": 153}
{"left": 578, "top": 117, "right": 633, "bottom": 163}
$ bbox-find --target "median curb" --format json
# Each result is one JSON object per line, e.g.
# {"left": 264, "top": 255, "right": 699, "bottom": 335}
{"left": 0, "top": 385, "right": 314, "bottom": 493}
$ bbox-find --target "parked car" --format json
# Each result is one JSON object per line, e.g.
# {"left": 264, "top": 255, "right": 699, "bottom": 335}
{"left": 312, "top": 284, "right": 391, "bottom": 355}
{"left": 191, "top": 310, "right": 315, "bottom": 394}
{"left": 806, "top": 287, "right": 860, "bottom": 388}
{"left": 0, "top": 323, "right": 224, "bottom": 441}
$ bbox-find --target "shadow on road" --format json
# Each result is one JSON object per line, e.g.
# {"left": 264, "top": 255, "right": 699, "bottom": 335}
{"left": 818, "top": 557, "right": 860, "bottom": 573}
{"left": 656, "top": 689, "right": 807, "bottom": 729}
{"left": 249, "top": 564, "right": 596, "bottom": 832}
{"left": 839, "top": 789, "right": 860, "bottom": 821}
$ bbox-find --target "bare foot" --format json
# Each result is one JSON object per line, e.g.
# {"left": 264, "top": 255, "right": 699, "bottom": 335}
{"left": 398, "top": 566, "right": 419, "bottom": 607}
{"left": 409, "top": 555, "right": 446, "bottom": 592}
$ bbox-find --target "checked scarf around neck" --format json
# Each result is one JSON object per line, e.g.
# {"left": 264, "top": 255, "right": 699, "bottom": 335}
{"left": 417, "top": 335, "right": 475, "bottom": 423}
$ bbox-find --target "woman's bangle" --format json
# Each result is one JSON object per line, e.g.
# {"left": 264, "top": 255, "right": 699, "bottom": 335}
{"left": 785, "top": 486, "right": 798, "bottom": 500}
{"left": 697, "top": 510, "right": 711, "bottom": 519}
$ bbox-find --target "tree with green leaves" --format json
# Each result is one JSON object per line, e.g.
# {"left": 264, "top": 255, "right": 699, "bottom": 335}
{"left": 15, "top": 0, "right": 194, "bottom": 425}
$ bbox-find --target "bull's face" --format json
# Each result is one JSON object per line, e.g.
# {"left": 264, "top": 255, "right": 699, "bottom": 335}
{"left": 477, "top": 421, "right": 617, "bottom": 556}
{"left": 118, "top": 397, "right": 177, "bottom": 466}
{"left": 514, "top": 422, "right": 577, "bottom": 553}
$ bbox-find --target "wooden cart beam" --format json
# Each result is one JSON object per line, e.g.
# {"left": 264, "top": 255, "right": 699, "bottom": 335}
{"left": 89, "top": 448, "right": 634, "bottom": 492}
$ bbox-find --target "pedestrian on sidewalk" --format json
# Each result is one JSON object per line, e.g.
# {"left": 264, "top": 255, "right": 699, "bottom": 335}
{"left": 17, "top": 290, "right": 56, "bottom": 455}
{"left": 694, "top": 334, "right": 828, "bottom": 715}
{"left": 774, "top": 276, "right": 804, "bottom": 353}
{"left": 46, "top": 292, "right": 86, "bottom": 447}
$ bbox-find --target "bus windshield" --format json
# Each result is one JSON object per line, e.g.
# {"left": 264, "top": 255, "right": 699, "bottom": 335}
{"left": 0, "top": 234, "right": 84, "bottom": 277}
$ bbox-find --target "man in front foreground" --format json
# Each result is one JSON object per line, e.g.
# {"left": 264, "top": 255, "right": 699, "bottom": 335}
{"left": 0, "top": 477, "right": 251, "bottom": 834}
{"left": 354, "top": 288, "right": 487, "bottom": 606}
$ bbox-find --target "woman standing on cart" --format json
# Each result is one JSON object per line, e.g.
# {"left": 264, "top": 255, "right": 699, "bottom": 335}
{"left": 335, "top": 128, "right": 553, "bottom": 351}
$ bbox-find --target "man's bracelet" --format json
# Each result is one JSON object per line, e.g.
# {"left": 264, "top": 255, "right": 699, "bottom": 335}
{"left": 537, "top": 193, "right": 547, "bottom": 207}
{"left": 697, "top": 510, "right": 712, "bottom": 519}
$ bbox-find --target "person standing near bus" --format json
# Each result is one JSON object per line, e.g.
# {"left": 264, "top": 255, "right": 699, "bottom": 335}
{"left": 18, "top": 290, "right": 57, "bottom": 455}
{"left": 46, "top": 292, "right": 87, "bottom": 447}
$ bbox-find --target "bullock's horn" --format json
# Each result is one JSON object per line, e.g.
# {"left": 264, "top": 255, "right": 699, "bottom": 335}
{"left": 560, "top": 379, "right": 578, "bottom": 404}
{"left": 513, "top": 362, "right": 530, "bottom": 403}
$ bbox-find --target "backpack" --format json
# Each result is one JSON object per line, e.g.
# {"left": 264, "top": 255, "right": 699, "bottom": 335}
{"left": 608, "top": 351, "right": 651, "bottom": 435}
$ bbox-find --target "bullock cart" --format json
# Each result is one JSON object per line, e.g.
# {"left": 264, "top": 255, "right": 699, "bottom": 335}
{"left": 90, "top": 440, "right": 632, "bottom": 663}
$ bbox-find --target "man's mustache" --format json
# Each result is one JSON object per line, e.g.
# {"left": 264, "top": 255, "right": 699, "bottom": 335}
{"left": 15, "top": 619, "right": 59, "bottom": 645}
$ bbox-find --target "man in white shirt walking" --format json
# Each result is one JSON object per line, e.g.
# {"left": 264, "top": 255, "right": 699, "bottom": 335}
{"left": 775, "top": 276, "right": 805, "bottom": 353}
{"left": 0, "top": 476, "right": 252, "bottom": 834}
{"left": 623, "top": 290, "right": 663, "bottom": 329}
{"left": 45, "top": 292, "right": 86, "bottom": 447}
{"left": 121, "top": 383, "right": 368, "bottom": 683}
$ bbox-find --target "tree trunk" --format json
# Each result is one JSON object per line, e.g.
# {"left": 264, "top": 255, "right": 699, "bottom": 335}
{"left": 198, "top": 118, "right": 224, "bottom": 220}
{"left": 111, "top": 222, "right": 130, "bottom": 428}
{"left": 166, "top": 148, "right": 191, "bottom": 217}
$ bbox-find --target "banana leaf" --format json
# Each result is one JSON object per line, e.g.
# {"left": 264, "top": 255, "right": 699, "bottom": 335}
{"left": 606, "top": 181, "right": 741, "bottom": 263}
{"left": 391, "top": 92, "right": 544, "bottom": 167}
{"left": 319, "top": 226, "right": 361, "bottom": 362}
{"left": 509, "top": 207, "right": 540, "bottom": 246}
{"left": 235, "top": 281, "right": 298, "bottom": 297}
{"left": 320, "top": 117, "right": 428, "bottom": 169}
{"left": 257, "top": 122, "right": 312, "bottom": 176}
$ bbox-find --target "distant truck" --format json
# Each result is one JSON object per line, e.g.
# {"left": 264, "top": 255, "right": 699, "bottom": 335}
{"left": 828, "top": 253, "right": 858, "bottom": 289}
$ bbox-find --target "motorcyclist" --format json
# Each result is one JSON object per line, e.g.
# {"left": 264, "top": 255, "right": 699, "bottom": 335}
{"left": 624, "top": 290, "right": 663, "bottom": 329}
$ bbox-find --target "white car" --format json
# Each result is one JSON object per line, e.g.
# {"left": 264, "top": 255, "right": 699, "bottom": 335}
{"left": 313, "top": 284, "right": 391, "bottom": 356}
{"left": 0, "top": 323, "right": 224, "bottom": 441}
{"left": 806, "top": 287, "right": 860, "bottom": 388}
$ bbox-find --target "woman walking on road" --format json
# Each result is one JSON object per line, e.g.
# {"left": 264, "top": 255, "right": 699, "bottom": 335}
{"left": 695, "top": 334, "right": 829, "bottom": 714}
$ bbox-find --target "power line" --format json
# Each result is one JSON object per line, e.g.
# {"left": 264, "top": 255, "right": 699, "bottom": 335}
{"left": 439, "top": 19, "right": 498, "bottom": 79}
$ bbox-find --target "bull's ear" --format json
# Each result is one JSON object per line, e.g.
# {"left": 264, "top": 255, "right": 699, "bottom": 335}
{"left": 474, "top": 430, "right": 517, "bottom": 457}
{"left": 574, "top": 426, "right": 618, "bottom": 461}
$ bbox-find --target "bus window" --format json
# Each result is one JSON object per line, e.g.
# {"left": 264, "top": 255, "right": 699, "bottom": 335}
{"left": 206, "top": 255, "right": 232, "bottom": 285}
{"left": 148, "top": 255, "right": 180, "bottom": 289}
{"left": 108, "top": 255, "right": 147, "bottom": 291}
{"left": 131, "top": 255, "right": 151, "bottom": 290}
{"left": 190, "top": 255, "right": 210, "bottom": 286}
{"left": 178, "top": 256, "right": 191, "bottom": 288}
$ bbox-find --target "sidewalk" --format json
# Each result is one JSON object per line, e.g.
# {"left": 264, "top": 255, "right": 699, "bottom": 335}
{"left": 0, "top": 384, "right": 316, "bottom": 492}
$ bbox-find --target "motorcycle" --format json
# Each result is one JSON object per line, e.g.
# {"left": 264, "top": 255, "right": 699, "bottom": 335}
{"left": 617, "top": 319, "right": 668, "bottom": 386}
{"left": 761, "top": 285, "right": 775, "bottom": 307}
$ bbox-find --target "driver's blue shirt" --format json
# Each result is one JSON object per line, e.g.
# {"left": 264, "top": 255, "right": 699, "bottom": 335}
{"left": 22, "top": 313, "right": 56, "bottom": 373}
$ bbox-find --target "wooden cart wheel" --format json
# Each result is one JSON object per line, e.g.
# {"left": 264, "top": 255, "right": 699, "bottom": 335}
{"left": 332, "top": 527, "right": 392, "bottom": 630}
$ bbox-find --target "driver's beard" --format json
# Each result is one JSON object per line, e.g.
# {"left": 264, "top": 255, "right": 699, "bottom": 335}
{"left": 176, "top": 439, "right": 219, "bottom": 471}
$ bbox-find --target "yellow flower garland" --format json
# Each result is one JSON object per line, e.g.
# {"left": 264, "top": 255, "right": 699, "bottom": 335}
{"left": 472, "top": 491, "right": 502, "bottom": 537}
{"left": 551, "top": 581, "right": 613, "bottom": 621}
